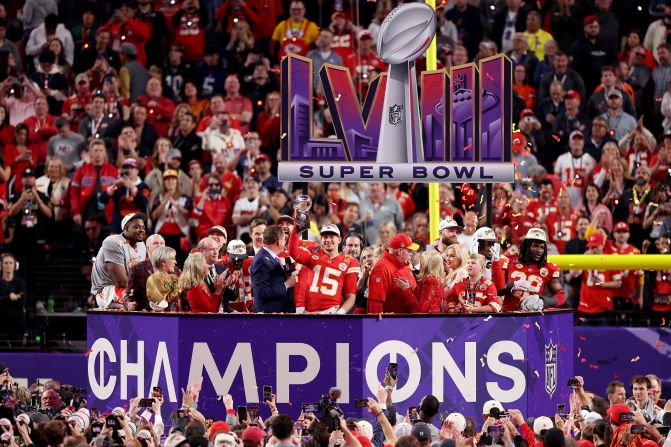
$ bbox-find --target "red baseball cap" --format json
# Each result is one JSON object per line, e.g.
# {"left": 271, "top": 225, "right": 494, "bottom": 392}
{"left": 254, "top": 154, "right": 270, "bottom": 163}
{"left": 521, "top": 108, "right": 535, "bottom": 118}
{"left": 241, "top": 426, "right": 266, "bottom": 445}
{"left": 565, "top": 90, "right": 581, "bottom": 101}
{"left": 614, "top": 222, "right": 630, "bottom": 232}
{"left": 389, "top": 234, "right": 419, "bottom": 251}
{"left": 607, "top": 403, "right": 633, "bottom": 426}
{"left": 587, "top": 232, "right": 606, "bottom": 247}
{"left": 583, "top": 15, "right": 599, "bottom": 26}
{"left": 208, "top": 421, "right": 231, "bottom": 441}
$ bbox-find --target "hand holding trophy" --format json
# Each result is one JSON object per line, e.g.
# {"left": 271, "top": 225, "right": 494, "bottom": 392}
{"left": 293, "top": 194, "right": 312, "bottom": 234}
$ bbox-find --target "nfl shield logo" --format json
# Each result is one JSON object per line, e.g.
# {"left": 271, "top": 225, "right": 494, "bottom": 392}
{"left": 545, "top": 341, "right": 558, "bottom": 398}
{"left": 389, "top": 104, "right": 404, "bottom": 125}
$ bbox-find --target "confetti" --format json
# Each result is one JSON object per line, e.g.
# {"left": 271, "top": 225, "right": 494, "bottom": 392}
{"left": 522, "top": 323, "right": 531, "bottom": 329}
{"left": 577, "top": 348, "right": 582, "bottom": 357}
{"left": 378, "top": 314, "right": 383, "bottom": 320}
{"left": 483, "top": 315, "right": 492, "bottom": 321}
{"left": 656, "top": 97, "right": 663, "bottom": 102}
{"left": 335, "top": 93, "right": 342, "bottom": 102}
{"left": 271, "top": 68, "right": 281, "bottom": 74}
{"left": 631, "top": 356, "right": 640, "bottom": 362}
{"left": 281, "top": 133, "right": 287, "bottom": 139}
{"left": 485, "top": 72, "right": 494, "bottom": 81}
{"left": 579, "top": 336, "right": 587, "bottom": 341}
{"left": 446, "top": 337, "right": 454, "bottom": 343}
{"left": 589, "top": 364, "right": 599, "bottom": 369}
{"left": 437, "top": 0, "right": 448, "bottom": 6}
{"left": 580, "top": 358, "right": 587, "bottom": 363}
{"left": 552, "top": 135, "right": 560, "bottom": 142}
{"left": 411, "top": 347, "right": 420, "bottom": 355}
{"left": 480, "top": 357, "right": 485, "bottom": 367}
{"left": 534, "top": 322, "right": 541, "bottom": 330}
{"left": 464, "top": 143, "right": 472, "bottom": 152}
{"left": 655, "top": 339, "right": 662, "bottom": 349}
{"left": 533, "top": 370, "right": 540, "bottom": 378}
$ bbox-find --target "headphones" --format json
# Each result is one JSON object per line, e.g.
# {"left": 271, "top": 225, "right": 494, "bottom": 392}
{"left": 0, "top": 253, "right": 19, "bottom": 271}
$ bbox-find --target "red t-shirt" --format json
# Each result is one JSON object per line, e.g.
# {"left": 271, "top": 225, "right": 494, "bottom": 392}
{"left": 652, "top": 270, "right": 671, "bottom": 312}
{"left": 605, "top": 242, "right": 640, "bottom": 301}
{"left": 578, "top": 270, "right": 622, "bottom": 313}
{"left": 545, "top": 209, "right": 581, "bottom": 254}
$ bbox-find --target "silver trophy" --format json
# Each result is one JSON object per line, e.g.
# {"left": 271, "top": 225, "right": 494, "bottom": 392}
{"left": 293, "top": 194, "right": 312, "bottom": 234}
{"left": 376, "top": 3, "right": 437, "bottom": 163}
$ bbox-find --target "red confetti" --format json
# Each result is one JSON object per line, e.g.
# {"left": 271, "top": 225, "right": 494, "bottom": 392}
{"left": 588, "top": 364, "right": 599, "bottom": 369}
{"left": 85, "top": 348, "right": 93, "bottom": 357}
{"left": 464, "top": 143, "right": 472, "bottom": 152}
{"left": 271, "top": 68, "right": 281, "bottom": 73}
{"left": 579, "top": 336, "right": 587, "bottom": 341}
{"left": 485, "top": 72, "right": 493, "bottom": 81}
{"left": 613, "top": 374, "right": 621, "bottom": 378}
{"left": 580, "top": 358, "right": 587, "bottom": 363}
{"left": 552, "top": 135, "right": 560, "bottom": 142}
{"left": 656, "top": 339, "right": 662, "bottom": 349}
{"left": 656, "top": 98, "right": 663, "bottom": 102}
{"left": 437, "top": 0, "right": 448, "bottom": 7}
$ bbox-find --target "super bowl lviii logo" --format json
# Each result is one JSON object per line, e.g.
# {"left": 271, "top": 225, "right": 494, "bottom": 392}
{"left": 279, "top": 3, "right": 515, "bottom": 183}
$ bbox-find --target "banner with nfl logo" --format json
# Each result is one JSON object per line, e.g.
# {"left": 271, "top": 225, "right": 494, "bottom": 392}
{"left": 86, "top": 312, "right": 573, "bottom": 421}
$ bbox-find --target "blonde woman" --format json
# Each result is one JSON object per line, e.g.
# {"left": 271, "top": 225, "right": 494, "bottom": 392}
{"left": 169, "top": 103, "right": 193, "bottom": 139}
{"left": 378, "top": 221, "right": 397, "bottom": 247}
{"left": 395, "top": 250, "right": 446, "bottom": 313}
{"left": 36, "top": 158, "right": 70, "bottom": 222}
{"left": 179, "top": 253, "right": 222, "bottom": 313}
{"left": 444, "top": 243, "right": 469, "bottom": 289}
{"left": 146, "top": 246, "right": 181, "bottom": 311}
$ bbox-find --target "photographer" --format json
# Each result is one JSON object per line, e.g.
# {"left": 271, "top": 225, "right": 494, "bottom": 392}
{"left": 100, "top": 158, "right": 149, "bottom": 232}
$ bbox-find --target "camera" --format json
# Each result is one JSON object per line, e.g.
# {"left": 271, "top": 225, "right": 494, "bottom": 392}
{"left": 489, "top": 407, "right": 509, "bottom": 419}
{"left": 317, "top": 392, "right": 344, "bottom": 432}
{"left": 354, "top": 399, "right": 369, "bottom": 408}
{"left": 567, "top": 377, "right": 580, "bottom": 387}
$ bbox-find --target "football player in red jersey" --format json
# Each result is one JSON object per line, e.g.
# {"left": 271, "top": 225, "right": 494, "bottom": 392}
{"left": 495, "top": 228, "right": 566, "bottom": 312}
{"left": 469, "top": 227, "right": 504, "bottom": 283}
{"left": 221, "top": 239, "right": 251, "bottom": 312}
{"left": 606, "top": 222, "right": 643, "bottom": 309}
{"left": 289, "top": 223, "right": 360, "bottom": 314}
{"left": 445, "top": 254, "right": 501, "bottom": 313}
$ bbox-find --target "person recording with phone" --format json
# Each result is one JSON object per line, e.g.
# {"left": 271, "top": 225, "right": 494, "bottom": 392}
{"left": 100, "top": 158, "right": 149, "bottom": 232}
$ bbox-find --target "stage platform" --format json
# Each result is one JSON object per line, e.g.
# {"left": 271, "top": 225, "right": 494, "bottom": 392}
{"left": 81, "top": 311, "right": 573, "bottom": 421}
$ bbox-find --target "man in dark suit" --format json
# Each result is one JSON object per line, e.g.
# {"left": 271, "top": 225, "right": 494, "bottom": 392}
{"left": 250, "top": 225, "right": 296, "bottom": 313}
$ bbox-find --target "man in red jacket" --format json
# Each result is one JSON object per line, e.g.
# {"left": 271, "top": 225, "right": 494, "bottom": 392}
{"left": 367, "top": 233, "right": 418, "bottom": 314}
{"left": 70, "top": 139, "right": 119, "bottom": 226}
{"left": 106, "top": 1, "right": 152, "bottom": 66}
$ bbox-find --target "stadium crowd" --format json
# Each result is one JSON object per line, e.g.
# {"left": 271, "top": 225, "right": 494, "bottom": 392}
{"left": 0, "top": 0, "right": 669, "bottom": 336}
{"left": 1, "top": 361, "right": 671, "bottom": 447}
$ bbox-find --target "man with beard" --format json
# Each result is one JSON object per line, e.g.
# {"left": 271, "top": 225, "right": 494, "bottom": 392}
{"left": 221, "top": 239, "right": 250, "bottom": 312}
{"left": 494, "top": 228, "right": 565, "bottom": 311}
{"left": 469, "top": 227, "right": 504, "bottom": 282}
{"left": 342, "top": 233, "right": 364, "bottom": 259}
{"left": 289, "top": 223, "right": 360, "bottom": 314}
{"left": 91, "top": 213, "right": 147, "bottom": 309}
{"left": 435, "top": 218, "right": 463, "bottom": 252}
{"left": 614, "top": 165, "right": 653, "bottom": 248}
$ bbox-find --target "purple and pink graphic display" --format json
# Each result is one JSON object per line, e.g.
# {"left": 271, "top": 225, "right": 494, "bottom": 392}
{"left": 281, "top": 55, "right": 512, "bottom": 163}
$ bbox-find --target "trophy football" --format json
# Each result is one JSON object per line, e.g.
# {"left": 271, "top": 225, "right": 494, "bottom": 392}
{"left": 293, "top": 194, "right": 312, "bottom": 234}
{"left": 376, "top": 3, "right": 437, "bottom": 163}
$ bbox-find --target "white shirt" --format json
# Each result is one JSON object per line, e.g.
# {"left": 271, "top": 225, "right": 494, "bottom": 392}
{"left": 26, "top": 23, "right": 75, "bottom": 66}
{"left": 501, "top": 11, "right": 518, "bottom": 53}
{"left": 232, "top": 196, "right": 261, "bottom": 238}
{"left": 554, "top": 152, "right": 597, "bottom": 208}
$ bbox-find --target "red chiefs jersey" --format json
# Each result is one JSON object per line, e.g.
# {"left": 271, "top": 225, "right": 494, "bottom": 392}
{"left": 652, "top": 270, "right": 671, "bottom": 312}
{"left": 492, "top": 200, "right": 511, "bottom": 226}
{"left": 578, "top": 270, "right": 622, "bottom": 313}
{"left": 283, "top": 239, "right": 318, "bottom": 310}
{"left": 605, "top": 242, "right": 641, "bottom": 301}
{"left": 446, "top": 276, "right": 501, "bottom": 313}
{"left": 510, "top": 213, "right": 535, "bottom": 245}
{"left": 624, "top": 146, "right": 651, "bottom": 176}
{"left": 393, "top": 190, "right": 416, "bottom": 220}
{"left": 331, "top": 31, "right": 357, "bottom": 63}
{"left": 174, "top": 12, "right": 206, "bottom": 61}
{"left": 498, "top": 259, "right": 561, "bottom": 312}
{"left": 289, "top": 231, "right": 359, "bottom": 312}
{"left": 545, "top": 209, "right": 581, "bottom": 254}
{"left": 219, "top": 257, "right": 251, "bottom": 312}
{"left": 526, "top": 199, "right": 557, "bottom": 223}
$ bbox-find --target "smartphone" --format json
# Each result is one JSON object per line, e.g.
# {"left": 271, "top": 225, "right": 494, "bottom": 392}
{"left": 408, "top": 406, "right": 418, "bottom": 422}
{"left": 248, "top": 406, "right": 259, "bottom": 421}
{"left": 302, "top": 403, "right": 319, "bottom": 414}
{"left": 263, "top": 386, "right": 272, "bottom": 402}
{"left": 557, "top": 404, "right": 567, "bottom": 418}
{"left": 386, "top": 363, "right": 398, "bottom": 380}
{"left": 237, "top": 406, "right": 248, "bottom": 421}
{"left": 620, "top": 412, "right": 634, "bottom": 423}
{"left": 488, "top": 425, "right": 504, "bottom": 436}
{"left": 355, "top": 399, "right": 369, "bottom": 408}
{"left": 630, "top": 425, "right": 646, "bottom": 435}
{"left": 90, "top": 408, "right": 100, "bottom": 420}
{"left": 105, "top": 415, "right": 118, "bottom": 428}
{"left": 139, "top": 398, "right": 155, "bottom": 407}
{"left": 152, "top": 387, "right": 162, "bottom": 398}
{"left": 567, "top": 377, "right": 580, "bottom": 387}
{"left": 91, "top": 421, "right": 103, "bottom": 435}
